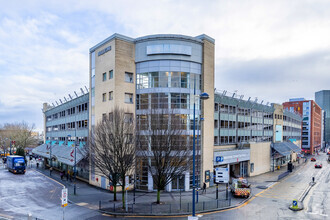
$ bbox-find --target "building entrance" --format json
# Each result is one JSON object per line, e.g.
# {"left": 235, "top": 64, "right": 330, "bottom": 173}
{"left": 172, "top": 175, "right": 185, "bottom": 191}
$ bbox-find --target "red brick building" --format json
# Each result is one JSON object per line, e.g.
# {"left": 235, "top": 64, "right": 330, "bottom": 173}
{"left": 283, "top": 99, "right": 322, "bottom": 154}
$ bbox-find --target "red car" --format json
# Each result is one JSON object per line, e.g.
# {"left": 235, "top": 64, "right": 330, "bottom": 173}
{"left": 315, "top": 163, "right": 322, "bottom": 168}
{"left": 311, "top": 157, "right": 316, "bottom": 162}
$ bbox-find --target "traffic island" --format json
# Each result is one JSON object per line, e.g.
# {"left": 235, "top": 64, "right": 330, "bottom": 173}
{"left": 289, "top": 181, "right": 316, "bottom": 212}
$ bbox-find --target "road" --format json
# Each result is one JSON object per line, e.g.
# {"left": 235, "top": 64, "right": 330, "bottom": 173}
{"left": 1, "top": 153, "right": 329, "bottom": 220}
{"left": 0, "top": 160, "right": 101, "bottom": 220}
{"left": 200, "top": 152, "right": 330, "bottom": 220}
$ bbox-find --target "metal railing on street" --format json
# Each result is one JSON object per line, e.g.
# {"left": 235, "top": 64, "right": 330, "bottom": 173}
{"left": 99, "top": 198, "right": 231, "bottom": 215}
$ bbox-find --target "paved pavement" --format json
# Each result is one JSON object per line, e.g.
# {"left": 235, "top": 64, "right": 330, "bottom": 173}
{"left": 29, "top": 157, "right": 306, "bottom": 217}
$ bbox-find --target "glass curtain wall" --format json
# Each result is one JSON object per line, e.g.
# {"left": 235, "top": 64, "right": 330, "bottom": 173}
{"left": 136, "top": 60, "right": 202, "bottom": 191}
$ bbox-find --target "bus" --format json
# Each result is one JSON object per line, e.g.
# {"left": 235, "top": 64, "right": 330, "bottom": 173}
{"left": 7, "top": 155, "right": 26, "bottom": 174}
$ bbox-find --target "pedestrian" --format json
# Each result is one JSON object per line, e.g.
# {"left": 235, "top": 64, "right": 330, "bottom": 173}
{"left": 66, "top": 170, "right": 69, "bottom": 181}
{"left": 202, "top": 182, "right": 206, "bottom": 194}
{"left": 50, "top": 167, "right": 53, "bottom": 175}
{"left": 60, "top": 171, "right": 64, "bottom": 180}
{"left": 36, "top": 162, "right": 39, "bottom": 168}
{"left": 70, "top": 171, "right": 73, "bottom": 182}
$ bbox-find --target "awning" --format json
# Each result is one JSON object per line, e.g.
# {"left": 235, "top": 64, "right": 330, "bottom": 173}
{"left": 284, "top": 142, "right": 301, "bottom": 153}
{"left": 272, "top": 143, "right": 292, "bottom": 156}
{"left": 32, "top": 143, "right": 86, "bottom": 166}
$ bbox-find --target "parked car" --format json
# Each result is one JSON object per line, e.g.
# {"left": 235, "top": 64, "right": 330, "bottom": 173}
{"left": 315, "top": 163, "right": 322, "bottom": 168}
{"left": 311, "top": 157, "right": 316, "bottom": 162}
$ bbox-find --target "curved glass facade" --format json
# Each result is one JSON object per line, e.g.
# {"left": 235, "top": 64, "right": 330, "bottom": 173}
{"left": 136, "top": 59, "right": 203, "bottom": 191}
{"left": 136, "top": 60, "right": 202, "bottom": 132}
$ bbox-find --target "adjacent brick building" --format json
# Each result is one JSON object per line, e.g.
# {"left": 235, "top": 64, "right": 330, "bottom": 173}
{"left": 283, "top": 98, "right": 322, "bottom": 154}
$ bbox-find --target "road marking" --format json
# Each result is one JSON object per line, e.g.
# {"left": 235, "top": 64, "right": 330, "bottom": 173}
{"left": 76, "top": 202, "right": 89, "bottom": 206}
{"left": 305, "top": 212, "right": 328, "bottom": 217}
{"left": 32, "top": 169, "right": 65, "bottom": 188}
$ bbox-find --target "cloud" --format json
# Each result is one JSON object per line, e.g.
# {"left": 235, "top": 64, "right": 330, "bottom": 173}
{"left": 1, "top": 0, "right": 330, "bottom": 131}
{"left": 216, "top": 49, "right": 330, "bottom": 104}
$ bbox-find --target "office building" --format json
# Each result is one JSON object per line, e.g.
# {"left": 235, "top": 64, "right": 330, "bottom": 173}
{"left": 89, "top": 33, "right": 214, "bottom": 191}
{"left": 32, "top": 91, "right": 89, "bottom": 180}
{"left": 213, "top": 93, "right": 302, "bottom": 179}
{"left": 283, "top": 98, "right": 322, "bottom": 154}
{"left": 315, "top": 90, "right": 330, "bottom": 147}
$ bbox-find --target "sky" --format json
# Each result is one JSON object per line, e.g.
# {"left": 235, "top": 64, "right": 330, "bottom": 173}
{"left": 0, "top": 0, "right": 329, "bottom": 132}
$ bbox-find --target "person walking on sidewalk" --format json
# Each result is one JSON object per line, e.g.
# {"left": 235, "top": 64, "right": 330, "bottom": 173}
{"left": 202, "top": 182, "right": 206, "bottom": 194}
{"left": 60, "top": 171, "right": 64, "bottom": 180}
{"left": 66, "top": 170, "right": 69, "bottom": 181}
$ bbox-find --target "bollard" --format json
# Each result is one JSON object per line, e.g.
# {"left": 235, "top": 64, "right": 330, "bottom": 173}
{"left": 216, "top": 184, "right": 219, "bottom": 200}
{"left": 312, "top": 177, "right": 315, "bottom": 182}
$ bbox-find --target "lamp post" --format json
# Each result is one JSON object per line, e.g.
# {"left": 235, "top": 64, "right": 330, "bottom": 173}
{"left": 49, "top": 141, "right": 52, "bottom": 176}
{"left": 10, "top": 140, "right": 12, "bottom": 155}
{"left": 192, "top": 76, "right": 209, "bottom": 217}
{"left": 196, "top": 117, "right": 204, "bottom": 204}
{"left": 68, "top": 134, "right": 77, "bottom": 195}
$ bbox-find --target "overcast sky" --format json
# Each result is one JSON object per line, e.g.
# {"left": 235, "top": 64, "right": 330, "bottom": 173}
{"left": 0, "top": 0, "right": 329, "bottom": 132}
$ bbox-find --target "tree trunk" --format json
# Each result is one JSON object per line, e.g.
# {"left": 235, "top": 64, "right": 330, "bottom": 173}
{"left": 122, "top": 184, "right": 125, "bottom": 209}
{"left": 157, "top": 189, "right": 161, "bottom": 204}
{"left": 113, "top": 185, "right": 117, "bottom": 201}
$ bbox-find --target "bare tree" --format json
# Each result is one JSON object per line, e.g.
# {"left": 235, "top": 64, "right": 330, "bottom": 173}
{"left": 89, "top": 107, "right": 135, "bottom": 208}
{"left": 137, "top": 107, "right": 190, "bottom": 204}
{"left": 0, "top": 122, "right": 38, "bottom": 150}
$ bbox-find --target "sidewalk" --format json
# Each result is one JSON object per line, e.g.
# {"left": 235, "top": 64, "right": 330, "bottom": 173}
{"left": 28, "top": 157, "right": 306, "bottom": 216}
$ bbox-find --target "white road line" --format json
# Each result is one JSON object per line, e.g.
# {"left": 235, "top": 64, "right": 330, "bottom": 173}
{"left": 266, "top": 182, "right": 276, "bottom": 188}
{"left": 305, "top": 212, "right": 328, "bottom": 217}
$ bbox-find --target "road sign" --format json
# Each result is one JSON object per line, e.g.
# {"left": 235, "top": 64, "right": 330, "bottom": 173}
{"left": 215, "top": 167, "right": 229, "bottom": 183}
{"left": 125, "top": 176, "right": 129, "bottom": 190}
{"left": 61, "top": 188, "right": 68, "bottom": 207}
{"left": 215, "top": 156, "right": 224, "bottom": 162}
{"left": 292, "top": 200, "right": 298, "bottom": 208}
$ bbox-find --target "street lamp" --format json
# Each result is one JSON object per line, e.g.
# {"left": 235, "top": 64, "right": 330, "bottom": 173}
{"left": 192, "top": 76, "right": 209, "bottom": 217}
{"left": 68, "top": 134, "right": 77, "bottom": 195}
{"left": 49, "top": 141, "right": 52, "bottom": 176}
{"left": 196, "top": 117, "right": 204, "bottom": 204}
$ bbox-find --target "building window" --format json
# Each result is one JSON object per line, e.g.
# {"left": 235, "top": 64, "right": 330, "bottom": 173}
{"left": 102, "top": 113, "right": 107, "bottom": 121}
{"left": 103, "top": 72, "right": 107, "bottom": 81}
{"left": 109, "top": 70, "right": 113, "bottom": 79}
{"left": 125, "top": 72, "right": 133, "bottom": 83}
{"left": 125, "top": 93, "right": 133, "bottom": 104}
{"left": 102, "top": 93, "right": 106, "bottom": 102}
{"left": 124, "top": 113, "right": 134, "bottom": 123}
{"left": 109, "top": 91, "right": 113, "bottom": 100}
{"left": 250, "top": 163, "right": 254, "bottom": 173}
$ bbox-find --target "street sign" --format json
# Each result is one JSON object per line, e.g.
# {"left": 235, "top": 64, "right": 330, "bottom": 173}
{"left": 215, "top": 167, "right": 229, "bottom": 183}
{"left": 292, "top": 200, "right": 298, "bottom": 207}
{"left": 61, "top": 188, "right": 68, "bottom": 207}
{"left": 216, "top": 156, "right": 224, "bottom": 162}
{"left": 125, "top": 176, "right": 129, "bottom": 190}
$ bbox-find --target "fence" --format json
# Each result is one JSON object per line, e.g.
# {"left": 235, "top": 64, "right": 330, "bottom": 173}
{"left": 99, "top": 198, "right": 231, "bottom": 215}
